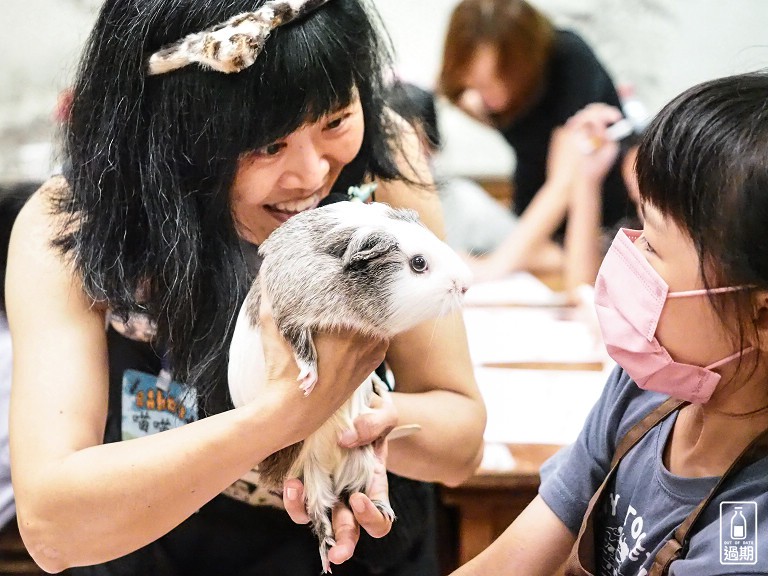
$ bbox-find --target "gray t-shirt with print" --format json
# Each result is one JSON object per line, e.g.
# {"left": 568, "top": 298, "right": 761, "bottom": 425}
{"left": 539, "top": 365, "right": 768, "bottom": 575}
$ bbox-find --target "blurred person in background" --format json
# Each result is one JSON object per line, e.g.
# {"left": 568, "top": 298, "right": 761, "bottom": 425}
{"left": 387, "top": 81, "right": 517, "bottom": 256}
{"left": 438, "top": 0, "right": 632, "bottom": 282}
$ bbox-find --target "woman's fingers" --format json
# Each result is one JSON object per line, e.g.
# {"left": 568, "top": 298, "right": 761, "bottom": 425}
{"left": 338, "top": 388, "right": 397, "bottom": 448}
{"left": 348, "top": 436, "right": 394, "bottom": 538}
{"left": 283, "top": 439, "right": 394, "bottom": 571}
{"left": 565, "top": 102, "right": 624, "bottom": 132}
{"left": 283, "top": 478, "right": 310, "bottom": 524}
{"left": 347, "top": 492, "right": 393, "bottom": 539}
{"left": 328, "top": 504, "right": 360, "bottom": 565}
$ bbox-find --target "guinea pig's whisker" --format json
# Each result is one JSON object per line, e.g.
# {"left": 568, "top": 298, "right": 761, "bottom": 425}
{"left": 422, "top": 295, "right": 452, "bottom": 368}
{"left": 422, "top": 317, "right": 440, "bottom": 369}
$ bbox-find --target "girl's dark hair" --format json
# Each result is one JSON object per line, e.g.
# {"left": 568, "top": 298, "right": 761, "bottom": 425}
{"left": 438, "top": 0, "right": 554, "bottom": 126}
{"left": 636, "top": 71, "right": 768, "bottom": 351}
{"left": 57, "top": 0, "right": 403, "bottom": 413}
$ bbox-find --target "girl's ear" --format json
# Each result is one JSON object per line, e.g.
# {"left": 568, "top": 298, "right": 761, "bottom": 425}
{"left": 751, "top": 290, "right": 768, "bottom": 351}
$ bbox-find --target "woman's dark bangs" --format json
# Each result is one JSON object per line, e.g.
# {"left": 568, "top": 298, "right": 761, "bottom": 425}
{"left": 237, "top": 14, "right": 358, "bottom": 150}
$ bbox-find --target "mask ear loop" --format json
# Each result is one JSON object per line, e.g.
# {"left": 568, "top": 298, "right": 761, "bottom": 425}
{"left": 667, "top": 285, "right": 750, "bottom": 298}
{"left": 705, "top": 346, "right": 756, "bottom": 370}
{"left": 667, "top": 285, "right": 757, "bottom": 370}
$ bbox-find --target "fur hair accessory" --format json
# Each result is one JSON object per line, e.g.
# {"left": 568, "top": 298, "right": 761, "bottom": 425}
{"left": 147, "top": 0, "right": 331, "bottom": 76}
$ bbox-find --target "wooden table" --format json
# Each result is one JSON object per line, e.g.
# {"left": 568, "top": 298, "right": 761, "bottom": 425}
{"left": 440, "top": 270, "right": 604, "bottom": 573}
{"left": 0, "top": 520, "right": 45, "bottom": 575}
{"left": 439, "top": 443, "right": 564, "bottom": 568}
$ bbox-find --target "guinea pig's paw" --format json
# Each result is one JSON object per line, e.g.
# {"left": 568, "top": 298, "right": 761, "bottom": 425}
{"left": 371, "top": 499, "right": 397, "bottom": 523}
{"left": 297, "top": 361, "right": 319, "bottom": 396}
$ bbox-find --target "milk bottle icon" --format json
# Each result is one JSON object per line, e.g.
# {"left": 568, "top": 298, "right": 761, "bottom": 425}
{"left": 731, "top": 507, "right": 748, "bottom": 540}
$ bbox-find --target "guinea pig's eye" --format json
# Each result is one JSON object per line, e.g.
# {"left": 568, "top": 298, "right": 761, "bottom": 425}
{"left": 410, "top": 255, "right": 428, "bottom": 273}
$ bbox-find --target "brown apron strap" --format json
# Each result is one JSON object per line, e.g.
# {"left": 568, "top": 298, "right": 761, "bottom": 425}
{"left": 611, "top": 397, "right": 688, "bottom": 468}
{"left": 647, "top": 423, "right": 768, "bottom": 576}
{"left": 564, "top": 397, "right": 687, "bottom": 575}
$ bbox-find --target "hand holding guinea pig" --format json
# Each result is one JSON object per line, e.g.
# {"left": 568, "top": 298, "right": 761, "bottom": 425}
{"left": 228, "top": 200, "right": 471, "bottom": 572}
{"left": 257, "top": 291, "right": 392, "bottom": 564}
{"left": 282, "top": 437, "right": 393, "bottom": 567}
{"left": 281, "top": 372, "right": 399, "bottom": 565}
{"left": 256, "top": 290, "right": 389, "bottom": 447}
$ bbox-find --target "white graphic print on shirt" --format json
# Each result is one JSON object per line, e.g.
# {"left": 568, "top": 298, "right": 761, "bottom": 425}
{"left": 599, "top": 492, "right": 652, "bottom": 576}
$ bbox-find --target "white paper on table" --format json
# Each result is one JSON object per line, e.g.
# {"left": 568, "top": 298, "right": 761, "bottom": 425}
{"left": 475, "top": 365, "right": 615, "bottom": 446}
{"left": 463, "top": 306, "right": 607, "bottom": 366}
{"left": 464, "top": 272, "right": 569, "bottom": 307}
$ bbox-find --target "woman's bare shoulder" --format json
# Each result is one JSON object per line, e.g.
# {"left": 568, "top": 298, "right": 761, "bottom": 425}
{"left": 8, "top": 176, "right": 102, "bottom": 313}
{"left": 15, "top": 175, "right": 70, "bottom": 234}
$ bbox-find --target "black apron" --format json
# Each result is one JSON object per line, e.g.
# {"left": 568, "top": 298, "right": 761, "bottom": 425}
{"left": 564, "top": 397, "right": 768, "bottom": 575}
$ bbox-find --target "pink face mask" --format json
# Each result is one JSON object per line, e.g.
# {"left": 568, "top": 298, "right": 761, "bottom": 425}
{"left": 595, "top": 229, "right": 752, "bottom": 404}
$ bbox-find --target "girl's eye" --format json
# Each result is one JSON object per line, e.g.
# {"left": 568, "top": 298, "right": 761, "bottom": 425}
{"left": 639, "top": 235, "right": 656, "bottom": 254}
{"left": 255, "top": 142, "right": 285, "bottom": 157}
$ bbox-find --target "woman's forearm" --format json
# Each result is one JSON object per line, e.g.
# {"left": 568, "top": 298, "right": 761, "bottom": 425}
{"left": 13, "top": 401, "right": 298, "bottom": 572}
{"left": 487, "top": 179, "right": 570, "bottom": 274}
{"left": 564, "top": 177, "right": 603, "bottom": 293}
{"left": 381, "top": 314, "right": 485, "bottom": 487}
{"left": 387, "top": 389, "right": 485, "bottom": 486}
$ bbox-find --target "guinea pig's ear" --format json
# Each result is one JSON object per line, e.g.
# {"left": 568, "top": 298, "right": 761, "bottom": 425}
{"left": 342, "top": 229, "right": 399, "bottom": 271}
{"left": 386, "top": 207, "right": 421, "bottom": 225}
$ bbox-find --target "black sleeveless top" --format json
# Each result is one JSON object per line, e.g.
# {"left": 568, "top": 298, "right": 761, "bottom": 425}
{"left": 499, "top": 30, "right": 632, "bottom": 230}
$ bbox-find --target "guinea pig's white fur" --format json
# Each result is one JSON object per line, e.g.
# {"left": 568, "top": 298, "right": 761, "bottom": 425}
{"left": 227, "top": 200, "right": 471, "bottom": 572}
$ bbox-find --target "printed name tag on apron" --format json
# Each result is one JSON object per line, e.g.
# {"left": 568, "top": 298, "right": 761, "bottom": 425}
{"left": 121, "top": 368, "right": 198, "bottom": 440}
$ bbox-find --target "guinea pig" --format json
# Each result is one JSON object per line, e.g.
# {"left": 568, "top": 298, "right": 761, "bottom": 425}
{"left": 227, "top": 200, "right": 471, "bottom": 573}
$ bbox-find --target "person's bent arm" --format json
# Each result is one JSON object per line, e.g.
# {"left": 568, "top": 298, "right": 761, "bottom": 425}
{"left": 470, "top": 102, "right": 625, "bottom": 284}
{"left": 451, "top": 495, "right": 575, "bottom": 575}
{"left": 471, "top": 175, "right": 570, "bottom": 282}
{"left": 561, "top": 104, "right": 623, "bottom": 294}
{"left": 384, "top": 313, "right": 485, "bottom": 486}
{"left": 7, "top": 187, "right": 386, "bottom": 572}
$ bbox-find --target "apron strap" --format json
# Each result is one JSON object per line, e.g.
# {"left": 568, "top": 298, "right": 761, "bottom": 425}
{"left": 565, "top": 397, "right": 687, "bottom": 575}
{"left": 647, "top": 423, "right": 768, "bottom": 575}
{"left": 611, "top": 397, "right": 688, "bottom": 468}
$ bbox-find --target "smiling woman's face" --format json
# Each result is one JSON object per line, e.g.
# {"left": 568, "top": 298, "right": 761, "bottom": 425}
{"left": 230, "top": 94, "right": 365, "bottom": 245}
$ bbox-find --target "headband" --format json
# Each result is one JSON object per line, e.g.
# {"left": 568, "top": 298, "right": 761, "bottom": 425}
{"left": 147, "top": 0, "right": 331, "bottom": 76}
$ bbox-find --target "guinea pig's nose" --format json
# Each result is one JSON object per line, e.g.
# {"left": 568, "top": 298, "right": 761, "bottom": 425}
{"left": 454, "top": 281, "right": 468, "bottom": 295}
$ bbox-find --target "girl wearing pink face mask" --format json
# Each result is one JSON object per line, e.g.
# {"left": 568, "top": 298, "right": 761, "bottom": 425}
{"left": 451, "top": 72, "right": 768, "bottom": 576}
